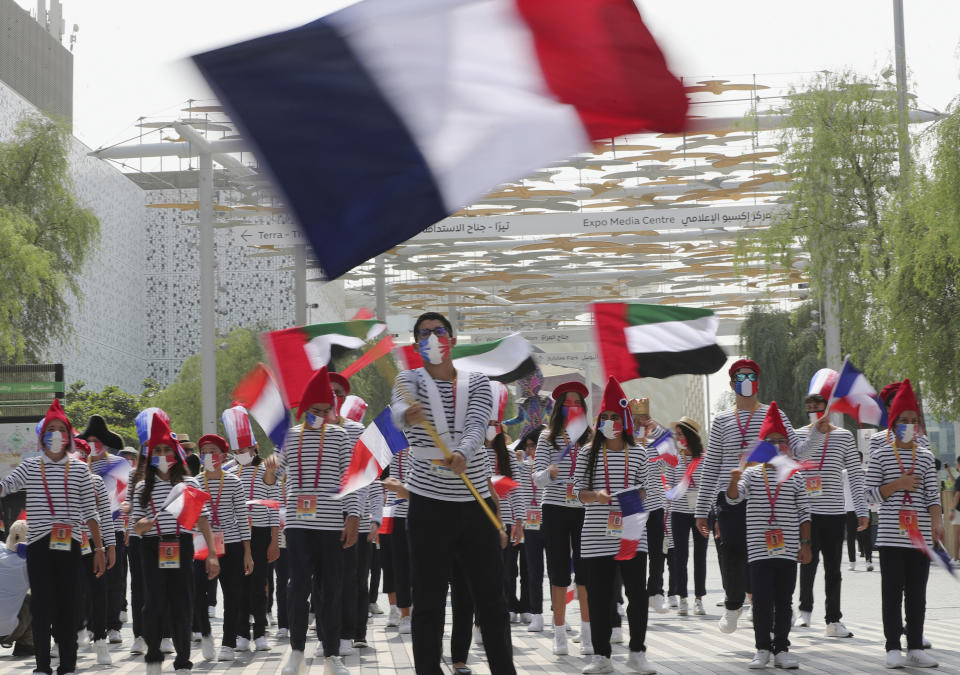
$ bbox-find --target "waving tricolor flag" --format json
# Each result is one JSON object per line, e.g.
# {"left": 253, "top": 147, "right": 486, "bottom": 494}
{"left": 907, "top": 527, "right": 957, "bottom": 579}
{"left": 665, "top": 457, "right": 701, "bottom": 501}
{"left": 491, "top": 474, "right": 520, "bottom": 499}
{"left": 555, "top": 402, "right": 588, "bottom": 464}
{"left": 827, "top": 356, "right": 888, "bottom": 427}
{"left": 745, "top": 442, "right": 815, "bottom": 483}
{"left": 232, "top": 363, "right": 290, "bottom": 450}
{"left": 648, "top": 430, "right": 679, "bottom": 467}
{"left": 395, "top": 333, "right": 536, "bottom": 383}
{"left": 613, "top": 488, "right": 648, "bottom": 561}
{"left": 193, "top": 0, "right": 687, "bottom": 280}
{"left": 161, "top": 482, "right": 211, "bottom": 530}
{"left": 92, "top": 454, "right": 131, "bottom": 514}
{"left": 340, "top": 395, "right": 369, "bottom": 423}
{"left": 338, "top": 407, "right": 409, "bottom": 498}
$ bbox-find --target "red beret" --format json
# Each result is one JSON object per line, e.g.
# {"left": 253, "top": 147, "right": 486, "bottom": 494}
{"left": 551, "top": 380, "right": 588, "bottom": 402}
{"left": 198, "top": 434, "right": 229, "bottom": 453}
{"left": 729, "top": 359, "right": 761, "bottom": 378}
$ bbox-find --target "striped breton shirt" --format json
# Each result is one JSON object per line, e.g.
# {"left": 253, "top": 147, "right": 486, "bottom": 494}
{"left": 236, "top": 463, "right": 281, "bottom": 530}
{"left": 282, "top": 423, "right": 361, "bottom": 532}
{"left": 532, "top": 433, "right": 584, "bottom": 509}
{"left": 198, "top": 470, "right": 250, "bottom": 544}
{"left": 795, "top": 425, "right": 867, "bottom": 517}
{"left": 666, "top": 454, "right": 705, "bottom": 515}
{"left": 86, "top": 474, "right": 116, "bottom": 550}
{"left": 640, "top": 426, "right": 670, "bottom": 513}
{"left": 515, "top": 456, "right": 543, "bottom": 525}
{"left": 1, "top": 454, "right": 98, "bottom": 545}
{"left": 387, "top": 447, "right": 410, "bottom": 519}
{"left": 865, "top": 443, "right": 939, "bottom": 549}
{"left": 130, "top": 477, "right": 211, "bottom": 537}
{"left": 694, "top": 404, "right": 817, "bottom": 519}
{"left": 359, "top": 483, "right": 384, "bottom": 534}
{"left": 726, "top": 465, "right": 811, "bottom": 563}
{"left": 391, "top": 369, "right": 492, "bottom": 502}
{"left": 573, "top": 444, "right": 649, "bottom": 558}
{"left": 483, "top": 446, "right": 524, "bottom": 526}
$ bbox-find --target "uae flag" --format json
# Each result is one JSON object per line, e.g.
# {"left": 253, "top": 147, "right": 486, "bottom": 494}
{"left": 592, "top": 303, "right": 726, "bottom": 381}
{"left": 262, "top": 319, "right": 385, "bottom": 407}
{"left": 395, "top": 333, "right": 536, "bottom": 383}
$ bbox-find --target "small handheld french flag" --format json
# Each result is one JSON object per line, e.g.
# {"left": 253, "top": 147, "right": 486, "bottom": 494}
{"left": 665, "top": 457, "right": 701, "bottom": 501}
{"left": 613, "top": 488, "right": 648, "bottom": 561}
{"left": 232, "top": 363, "right": 290, "bottom": 451}
{"left": 338, "top": 407, "right": 408, "bottom": 498}
{"left": 648, "top": 430, "right": 679, "bottom": 467}
{"left": 745, "top": 442, "right": 814, "bottom": 483}
{"left": 827, "top": 356, "right": 888, "bottom": 428}
{"left": 556, "top": 404, "right": 588, "bottom": 464}
{"left": 161, "top": 483, "right": 211, "bottom": 530}
{"left": 492, "top": 474, "right": 520, "bottom": 499}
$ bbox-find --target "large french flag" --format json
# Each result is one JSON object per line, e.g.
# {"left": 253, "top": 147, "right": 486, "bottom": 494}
{"left": 339, "top": 407, "right": 409, "bottom": 497}
{"left": 232, "top": 363, "right": 290, "bottom": 450}
{"left": 192, "top": 0, "right": 688, "bottom": 280}
{"left": 827, "top": 356, "right": 888, "bottom": 428}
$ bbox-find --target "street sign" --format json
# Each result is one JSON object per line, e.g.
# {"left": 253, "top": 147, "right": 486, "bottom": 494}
{"left": 231, "top": 222, "right": 307, "bottom": 248}
{"left": 536, "top": 352, "right": 599, "bottom": 367}
{"left": 467, "top": 329, "right": 594, "bottom": 345}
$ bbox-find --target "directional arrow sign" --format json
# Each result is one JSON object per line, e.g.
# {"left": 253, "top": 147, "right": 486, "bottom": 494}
{"left": 231, "top": 222, "right": 306, "bottom": 248}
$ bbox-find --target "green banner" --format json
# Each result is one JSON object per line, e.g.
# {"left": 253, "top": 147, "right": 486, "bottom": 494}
{"left": 0, "top": 382, "right": 65, "bottom": 394}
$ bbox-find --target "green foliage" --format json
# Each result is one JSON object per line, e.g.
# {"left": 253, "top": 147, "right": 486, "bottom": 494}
{"left": 64, "top": 379, "right": 157, "bottom": 447}
{"left": 0, "top": 114, "right": 99, "bottom": 361}
{"left": 739, "top": 303, "right": 824, "bottom": 426}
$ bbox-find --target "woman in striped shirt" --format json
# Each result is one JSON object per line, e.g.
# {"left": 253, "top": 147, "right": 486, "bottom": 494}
{"left": 574, "top": 377, "right": 655, "bottom": 675}
{"left": 516, "top": 426, "right": 547, "bottom": 632}
{"left": 667, "top": 417, "right": 707, "bottom": 617}
{"left": 865, "top": 380, "right": 942, "bottom": 669}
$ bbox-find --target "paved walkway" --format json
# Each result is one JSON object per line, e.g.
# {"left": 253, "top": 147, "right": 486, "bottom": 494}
{"left": 1, "top": 547, "right": 958, "bottom": 674}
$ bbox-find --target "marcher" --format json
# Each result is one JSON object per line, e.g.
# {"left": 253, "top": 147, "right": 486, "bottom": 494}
{"left": 516, "top": 426, "right": 547, "bottom": 632}
{"left": 668, "top": 417, "right": 708, "bottom": 617}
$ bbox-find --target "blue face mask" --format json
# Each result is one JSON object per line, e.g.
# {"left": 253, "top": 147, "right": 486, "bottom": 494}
{"left": 43, "top": 430, "right": 65, "bottom": 453}
{"left": 734, "top": 379, "right": 754, "bottom": 397}
{"left": 896, "top": 423, "right": 916, "bottom": 443}
{"left": 304, "top": 412, "right": 324, "bottom": 430}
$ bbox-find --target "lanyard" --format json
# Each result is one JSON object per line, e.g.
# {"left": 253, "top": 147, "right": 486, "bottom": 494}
{"left": 892, "top": 443, "right": 917, "bottom": 505}
{"left": 39, "top": 458, "right": 71, "bottom": 520}
{"left": 398, "top": 451, "right": 404, "bottom": 481}
{"left": 530, "top": 471, "right": 538, "bottom": 506}
{"left": 297, "top": 424, "right": 327, "bottom": 490}
{"left": 761, "top": 465, "right": 782, "bottom": 525}
{"left": 150, "top": 493, "right": 181, "bottom": 536}
{"left": 202, "top": 471, "right": 225, "bottom": 527}
{"left": 735, "top": 404, "right": 761, "bottom": 449}
{"left": 816, "top": 429, "right": 832, "bottom": 471}
{"left": 601, "top": 443, "right": 630, "bottom": 493}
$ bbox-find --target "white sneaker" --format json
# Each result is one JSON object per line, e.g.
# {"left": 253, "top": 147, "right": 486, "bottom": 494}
{"left": 625, "top": 650, "right": 656, "bottom": 674}
{"left": 339, "top": 638, "right": 356, "bottom": 656}
{"left": 473, "top": 625, "right": 483, "bottom": 646}
{"left": 398, "top": 615, "right": 412, "bottom": 635}
{"left": 527, "top": 614, "right": 544, "bottom": 632}
{"left": 130, "top": 636, "right": 146, "bottom": 654}
{"left": 905, "top": 650, "right": 938, "bottom": 668}
{"left": 160, "top": 637, "right": 175, "bottom": 653}
{"left": 580, "top": 622, "right": 593, "bottom": 655}
{"left": 119, "top": 610, "right": 128, "bottom": 623}
{"left": 867, "top": 561, "right": 874, "bottom": 571}
{"left": 678, "top": 598, "right": 689, "bottom": 616}
{"left": 825, "top": 621, "right": 853, "bottom": 638}
{"left": 610, "top": 626, "right": 623, "bottom": 643}
{"left": 107, "top": 629, "right": 122, "bottom": 644}
{"left": 369, "top": 602, "right": 384, "bottom": 615}
{"left": 281, "top": 649, "right": 305, "bottom": 675}
{"left": 219, "top": 646, "right": 235, "bottom": 661}
{"left": 236, "top": 636, "right": 251, "bottom": 651}
{"left": 582, "top": 655, "right": 614, "bottom": 673}
{"left": 694, "top": 598, "right": 706, "bottom": 616}
{"left": 277, "top": 628, "right": 289, "bottom": 640}
{"left": 749, "top": 650, "right": 771, "bottom": 669}
{"left": 520, "top": 612, "right": 533, "bottom": 623}
{"left": 797, "top": 611, "right": 811, "bottom": 627}
{"left": 849, "top": 561, "right": 856, "bottom": 571}
{"left": 386, "top": 605, "right": 401, "bottom": 627}
{"left": 208, "top": 605, "right": 216, "bottom": 618}
{"left": 324, "top": 655, "right": 349, "bottom": 675}
{"left": 201, "top": 635, "right": 215, "bottom": 661}
{"left": 94, "top": 640, "right": 111, "bottom": 666}
{"left": 885, "top": 650, "right": 906, "bottom": 668}
{"left": 668, "top": 595, "right": 679, "bottom": 608}
{"left": 77, "top": 629, "right": 91, "bottom": 648}
{"left": 146, "top": 663, "right": 161, "bottom": 675}
{"left": 774, "top": 651, "right": 799, "bottom": 669}
{"left": 553, "top": 628, "right": 569, "bottom": 655}
{"left": 718, "top": 608, "right": 741, "bottom": 633}
{"left": 255, "top": 636, "right": 272, "bottom": 651}
{"left": 192, "top": 632, "right": 202, "bottom": 642}
{"left": 649, "top": 594, "right": 667, "bottom": 613}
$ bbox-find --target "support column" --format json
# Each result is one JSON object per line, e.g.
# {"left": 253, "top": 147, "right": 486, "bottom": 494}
{"left": 375, "top": 255, "right": 387, "bottom": 322}
{"left": 294, "top": 244, "right": 307, "bottom": 326}
{"left": 892, "top": 0, "right": 911, "bottom": 179}
{"left": 198, "top": 152, "right": 217, "bottom": 435}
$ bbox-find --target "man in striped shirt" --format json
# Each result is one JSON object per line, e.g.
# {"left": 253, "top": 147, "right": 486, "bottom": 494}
{"left": 391, "top": 312, "right": 515, "bottom": 675}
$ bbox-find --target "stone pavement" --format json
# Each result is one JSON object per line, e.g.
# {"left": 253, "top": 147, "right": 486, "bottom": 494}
{"left": 1, "top": 546, "right": 958, "bottom": 674}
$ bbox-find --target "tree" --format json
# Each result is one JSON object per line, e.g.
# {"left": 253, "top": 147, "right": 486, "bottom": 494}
{"left": 0, "top": 114, "right": 99, "bottom": 362}
{"left": 64, "top": 381, "right": 144, "bottom": 447}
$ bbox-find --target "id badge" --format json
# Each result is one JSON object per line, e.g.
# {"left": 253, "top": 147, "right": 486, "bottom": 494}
{"left": 159, "top": 540, "right": 180, "bottom": 569}
{"left": 296, "top": 495, "right": 317, "bottom": 519}
{"left": 525, "top": 509, "right": 542, "bottom": 531}
{"left": 898, "top": 509, "right": 918, "bottom": 536}
{"left": 429, "top": 459, "right": 453, "bottom": 477}
{"left": 212, "top": 530, "right": 226, "bottom": 557}
{"left": 765, "top": 529, "right": 785, "bottom": 556}
{"left": 49, "top": 523, "right": 72, "bottom": 551}
{"left": 805, "top": 475, "right": 822, "bottom": 497}
{"left": 565, "top": 482, "right": 578, "bottom": 503}
{"left": 686, "top": 488, "right": 699, "bottom": 511}
{"left": 81, "top": 531, "right": 92, "bottom": 556}
{"left": 606, "top": 511, "right": 623, "bottom": 537}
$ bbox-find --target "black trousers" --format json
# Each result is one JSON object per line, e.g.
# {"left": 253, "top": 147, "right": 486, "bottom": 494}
{"left": 583, "top": 554, "right": 648, "bottom": 657}
{"left": 141, "top": 534, "right": 194, "bottom": 669}
{"left": 380, "top": 532, "right": 395, "bottom": 595}
{"left": 407, "top": 493, "right": 515, "bottom": 675}
{"left": 750, "top": 558, "right": 796, "bottom": 654}
{"left": 523, "top": 528, "right": 545, "bottom": 614}
{"left": 194, "top": 541, "right": 243, "bottom": 647}
{"left": 798, "top": 513, "right": 845, "bottom": 623}
{"left": 879, "top": 546, "right": 930, "bottom": 652}
{"left": 275, "top": 547, "right": 289, "bottom": 629}
{"left": 128, "top": 536, "right": 145, "bottom": 638}
{"left": 106, "top": 530, "right": 126, "bottom": 631}
{"left": 340, "top": 537, "right": 369, "bottom": 641}
{"left": 391, "top": 518, "right": 412, "bottom": 609}
{"left": 672, "top": 511, "right": 708, "bottom": 598}
{"left": 79, "top": 552, "right": 107, "bottom": 640}
{"left": 27, "top": 535, "right": 82, "bottom": 675}
{"left": 503, "top": 542, "right": 526, "bottom": 613}
{"left": 541, "top": 504, "right": 584, "bottom": 587}
{"left": 645, "top": 508, "right": 666, "bottom": 597}
{"left": 286, "top": 528, "right": 344, "bottom": 655}
{"left": 845, "top": 511, "right": 872, "bottom": 562}
{"left": 715, "top": 493, "right": 749, "bottom": 609}
{"left": 368, "top": 540, "right": 382, "bottom": 603}
{"left": 239, "top": 527, "right": 270, "bottom": 640}
{"left": 449, "top": 559, "right": 473, "bottom": 664}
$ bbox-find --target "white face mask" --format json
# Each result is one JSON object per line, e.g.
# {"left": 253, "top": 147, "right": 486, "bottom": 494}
{"left": 304, "top": 412, "right": 325, "bottom": 430}
{"left": 808, "top": 412, "right": 820, "bottom": 424}
{"left": 235, "top": 451, "right": 254, "bottom": 465}
{"left": 485, "top": 426, "right": 498, "bottom": 441}
{"left": 152, "top": 456, "right": 173, "bottom": 473}
{"left": 734, "top": 379, "right": 754, "bottom": 397}
{"left": 598, "top": 419, "right": 621, "bottom": 440}
{"left": 202, "top": 454, "right": 217, "bottom": 471}
{"left": 43, "top": 430, "right": 66, "bottom": 454}
{"left": 897, "top": 423, "right": 916, "bottom": 443}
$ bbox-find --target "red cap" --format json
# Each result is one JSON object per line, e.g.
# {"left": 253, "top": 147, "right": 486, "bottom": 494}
{"left": 729, "top": 359, "right": 761, "bottom": 379}
{"left": 148, "top": 413, "right": 179, "bottom": 455}
{"left": 296, "top": 367, "right": 335, "bottom": 420}
{"left": 887, "top": 379, "right": 919, "bottom": 428}
{"left": 758, "top": 401, "right": 789, "bottom": 440}
{"left": 328, "top": 372, "right": 351, "bottom": 396}
{"left": 198, "top": 434, "right": 229, "bottom": 453}
{"left": 880, "top": 381, "right": 901, "bottom": 406}
{"left": 41, "top": 398, "right": 73, "bottom": 437}
{"left": 552, "top": 381, "right": 589, "bottom": 402}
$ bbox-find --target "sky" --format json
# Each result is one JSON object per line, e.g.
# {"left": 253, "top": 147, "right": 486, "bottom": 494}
{"left": 16, "top": 0, "right": 959, "bottom": 150}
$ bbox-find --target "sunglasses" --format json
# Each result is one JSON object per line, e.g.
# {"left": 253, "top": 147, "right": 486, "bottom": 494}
{"left": 732, "top": 373, "right": 758, "bottom": 382}
{"left": 417, "top": 326, "right": 448, "bottom": 338}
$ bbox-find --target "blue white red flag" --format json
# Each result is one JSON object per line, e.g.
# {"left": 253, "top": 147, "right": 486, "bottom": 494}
{"left": 338, "top": 407, "right": 409, "bottom": 497}
{"left": 827, "top": 356, "right": 888, "bottom": 427}
{"left": 613, "top": 488, "right": 647, "bottom": 560}
{"left": 232, "top": 363, "right": 290, "bottom": 451}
